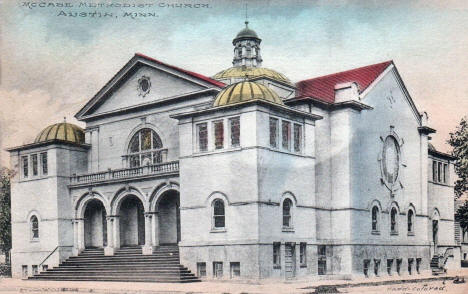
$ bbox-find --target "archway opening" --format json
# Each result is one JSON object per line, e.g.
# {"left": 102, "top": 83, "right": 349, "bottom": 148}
{"left": 119, "top": 195, "right": 145, "bottom": 247}
{"left": 157, "top": 190, "right": 180, "bottom": 245}
{"left": 84, "top": 199, "right": 107, "bottom": 248}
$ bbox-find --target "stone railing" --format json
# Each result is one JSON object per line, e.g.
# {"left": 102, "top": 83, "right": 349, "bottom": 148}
{"left": 70, "top": 161, "right": 179, "bottom": 185}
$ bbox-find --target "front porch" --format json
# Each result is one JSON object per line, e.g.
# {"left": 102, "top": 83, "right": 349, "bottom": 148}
{"left": 69, "top": 163, "right": 181, "bottom": 257}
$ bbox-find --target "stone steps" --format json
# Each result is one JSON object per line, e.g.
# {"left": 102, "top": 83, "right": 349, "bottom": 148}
{"left": 30, "top": 246, "right": 200, "bottom": 283}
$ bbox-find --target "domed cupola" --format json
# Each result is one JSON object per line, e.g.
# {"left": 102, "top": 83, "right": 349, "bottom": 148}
{"left": 213, "top": 81, "right": 283, "bottom": 107}
{"left": 232, "top": 21, "right": 263, "bottom": 68}
{"left": 34, "top": 122, "right": 85, "bottom": 144}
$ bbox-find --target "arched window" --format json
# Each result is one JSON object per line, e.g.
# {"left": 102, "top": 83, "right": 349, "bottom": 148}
{"left": 212, "top": 199, "right": 225, "bottom": 229}
{"left": 282, "top": 199, "right": 292, "bottom": 228}
{"left": 372, "top": 206, "right": 379, "bottom": 232}
{"left": 408, "top": 210, "right": 414, "bottom": 233}
{"left": 128, "top": 128, "right": 163, "bottom": 167}
{"left": 30, "top": 215, "right": 39, "bottom": 240}
{"left": 390, "top": 208, "right": 398, "bottom": 234}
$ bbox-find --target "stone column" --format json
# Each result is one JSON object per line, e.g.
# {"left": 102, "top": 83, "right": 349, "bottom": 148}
{"left": 76, "top": 218, "right": 85, "bottom": 253}
{"left": 152, "top": 211, "right": 160, "bottom": 247}
{"left": 113, "top": 216, "right": 120, "bottom": 249}
{"left": 142, "top": 213, "right": 153, "bottom": 255}
{"left": 104, "top": 216, "right": 115, "bottom": 256}
{"left": 72, "top": 220, "right": 79, "bottom": 256}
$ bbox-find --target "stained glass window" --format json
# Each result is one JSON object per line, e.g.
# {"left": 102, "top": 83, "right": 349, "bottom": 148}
{"left": 127, "top": 129, "right": 163, "bottom": 167}
{"left": 213, "top": 199, "right": 225, "bottom": 228}
{"left": 197, "top": 123, "right": 208, "bottom": 152}
{"left": 294, "top": 124, "right": 302, "bottom": 152}
{"left": 282, "top": 121, "right": 291, "bottom": 150}
{"left": 40, "top": 152, "right": 48, "bottom": 175}
{"left": 32, "top": 154, "right": 38, "bottom": 176}
{"left": 214, "top": 121, "right": 224, "bottom": 149}
{"left": 229, "top": 117, "right": 240, "bottom": 147}
{"left": 382, "top": 136, "right": 400, "bottom": 184}
{"left": 269, "top": 118, "right": 278, "bottom": 148}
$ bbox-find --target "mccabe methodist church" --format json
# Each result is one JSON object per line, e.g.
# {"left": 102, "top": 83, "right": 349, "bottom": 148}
{"left": 7, "top": 22, "right": 461, "bottom": 282}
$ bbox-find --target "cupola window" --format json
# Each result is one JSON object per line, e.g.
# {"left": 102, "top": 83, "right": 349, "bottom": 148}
{"left": 197, "top": 123, "right": 208, "bottom": 152}
{"left": 229, "top": 117, "right": 240, "bottom": 147}
{"left": 31, "top": 154, "right": 38, "bottom": 176}
{"left": 22, "top": 156, "right": 29, "bottom": 178}
{"left": 269, "top": 118, "right": 279, "bottom": 148}
{"left": 41, "top": 152, "right": 48, "bottom": 175}
{"left": 213, "top": 121, "right": 224, "bottom": 149}
{"left": 127, "top": 128, "right": 164, "bottom": 167}
{"left": 282, "top": 121, "right": 291, "bottom": 150}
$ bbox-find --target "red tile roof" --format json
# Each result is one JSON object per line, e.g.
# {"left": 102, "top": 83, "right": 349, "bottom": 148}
{"left": 136, "top": 53, "right": 225, "bottom": 88}
{"left": 295, "top": 61, "right": 393, "bottom": 103}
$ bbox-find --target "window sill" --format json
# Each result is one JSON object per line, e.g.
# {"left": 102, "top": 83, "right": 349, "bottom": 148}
{"left": 390, "top": 231, "right": 399, "bottom": 236}
{"left": 282, "top": 227, "right": 295, "bottom": 232}
{"left": 300, "top": 265, "right": 307, "bottom": 268}
{"left": 273, "top": 265, "right": 281, "bottom": 270}
{"left": 210, "top": 228, "right": 226, "bottom": 233}
{"left": 371, "top": 230, "right": 380, "bottom": 235}
{"left": 194, "top": 147, "right": 242, "bottom": 156}
{"left": 30, "top": 239, "right": 39, "bottom": 243}
{"left": 407, "top": 232, "right": 415, "bottom": 236}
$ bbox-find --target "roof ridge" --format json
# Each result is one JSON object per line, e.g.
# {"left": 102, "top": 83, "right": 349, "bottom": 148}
{"left": 298, "top": 60, "right": 393, "bottom": 83}
{"left": 136, "top": 53, "right": 225, "bottom": 88}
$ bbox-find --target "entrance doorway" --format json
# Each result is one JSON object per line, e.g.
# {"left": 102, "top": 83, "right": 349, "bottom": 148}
{"left": 119, "top": 195, "right": 145, "bottom": 247}
{"left": 157, "top": 190, "right": 181, "bottom": 245}
{"left": 84, "top": 199, "right": 107, "bottom": 248}
{"left": 285, "top": 243, "right": 296, "bottom": 279}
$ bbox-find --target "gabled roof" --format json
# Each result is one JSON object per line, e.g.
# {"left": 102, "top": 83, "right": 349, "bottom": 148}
{"left": 135, "top": 53, "right": 225, "bottom": 88}
{"left": 295, "top": 61, "right": 393, "bottom": 103}
{"left": 75, "top": 53, "right": 225, "bottom": 120}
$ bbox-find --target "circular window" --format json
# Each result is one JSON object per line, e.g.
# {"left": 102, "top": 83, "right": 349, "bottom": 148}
{"left": 138, "top": 76, "right": 151, "bottom": 96}
{"left": 382, "top": 136, "right": 400, "bottom": 184}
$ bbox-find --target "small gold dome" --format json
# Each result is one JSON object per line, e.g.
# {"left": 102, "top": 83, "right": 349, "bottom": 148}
{"left": 34, "top": 122, "right": 85, "bottom": 144}
{"left": 213, "top": 81, "right": 283, "bottom": 107}
{"left": 213, "top": 67, "right": 292, "bottom": 85}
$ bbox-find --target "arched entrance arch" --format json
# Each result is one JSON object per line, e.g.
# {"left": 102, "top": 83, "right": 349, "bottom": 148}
{"left": 84, "top": 199, "right": 107, "bottom": 248}
{"left": 117, "top": 195, "right": 146, "bottom": 247}
{"left": 156, "top": 190, "right": 181, "bottom": 244}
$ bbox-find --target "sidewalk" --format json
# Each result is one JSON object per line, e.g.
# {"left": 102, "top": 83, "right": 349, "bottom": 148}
{"left": 0, "top": 269, "right": 467, "bottom": 294}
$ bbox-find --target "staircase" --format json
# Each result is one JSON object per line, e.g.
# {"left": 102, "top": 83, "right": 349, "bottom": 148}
{"left": 430, "top": 255, "right": 446, "bottom": 275}
{"left": 30, "top": 246, "right": 200, "bottom": 283}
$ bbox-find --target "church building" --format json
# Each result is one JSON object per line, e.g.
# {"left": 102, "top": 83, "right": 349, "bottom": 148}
{"left": 7, "top": 22, "right": 460, "bottom": 281}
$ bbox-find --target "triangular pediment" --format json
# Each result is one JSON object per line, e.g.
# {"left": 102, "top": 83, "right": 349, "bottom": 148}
{"left": 75, "top": 54, "right": 224, "bottom": 120}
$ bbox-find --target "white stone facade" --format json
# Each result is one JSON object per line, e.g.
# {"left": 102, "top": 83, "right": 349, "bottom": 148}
{"left": 7, "top": 25, "right": 460, "bottom": 281}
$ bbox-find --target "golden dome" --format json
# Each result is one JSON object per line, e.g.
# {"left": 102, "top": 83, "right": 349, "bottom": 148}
{"left": 34, "top": 122, "right": 85, "bottom": 144}
{"left": 213, "top": 67, "right": 292, "bottom": 85}
{"left": 213, "top": 81, "right": 283, "bottom": 107}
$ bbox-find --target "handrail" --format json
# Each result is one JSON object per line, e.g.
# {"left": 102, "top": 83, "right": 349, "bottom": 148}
{"left": 39, "top": 246, "right": 59, "bottom": 267}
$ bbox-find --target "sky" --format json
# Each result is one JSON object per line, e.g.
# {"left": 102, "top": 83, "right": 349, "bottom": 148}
{"left": 0, "top": 0, "right": 468, "bottom": 167}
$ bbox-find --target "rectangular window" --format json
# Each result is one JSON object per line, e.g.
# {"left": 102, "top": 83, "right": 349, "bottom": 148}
{"left": 22, "top": 156, "right": 29, "bottom": 178}
{"left": 432, "top": 161, "right": 437, "bottom": 182}
{"left": 42, "top": 265, "right": 48, "bottom": 272}
{"left": 40, "top": 152, "right": 48, "bottom": 175}
{"left": 363, "top": 259, "right": 370, "bottom": 278}
{"left": 22, "top": 265, "right": 28, "bottom": 279}
{"left": 416, "top": 258, "right": 421, "bottom": 274}
{"left": 438, "top": 162, "right": 442, "bottom": 182}
{"left": 300, "top": 242, "right": 307, "bottom": 267}
{"left": 213, "top": 120, "right": 224, "bottom": 149}
{"left": 269, "top": 117, "right": 279, "bottom": 148}
{"left": 229, "top": 117, "right": 240, "bottom": 147}
{"left": 32, "top": 154, "right": 38, "bottom": 176}
{"left": 318, "top": 246, "right": 327, "bottom": 275}
{"left": 443, "top": 164, "right": 448, "bottom": 183}
{"left": 197, "top": 262, "right": 206, "bottom": 278}
{"left": 408, "top": 258, "right": 414, "bottom": 275}
{"left": 230, "top": 262, "right": 240, "bottom": 278}
{"left": 213, "top": 262, "right": 223, "bottom": 278}
{"left": 197, "top": 123, "right": 208, "bottom": 152}
{"left": 396, "top": 258, "right": 402, "bottom": 275}
{"left": 387, "top": 259, "right": 393, "bottom": 275}
{"left": 282, "top": 121, "right": 291, "bottom": 150}
{"left": 293, "top": 124, "right": 302, "bottom": 152}
{"left": 32, "top": 265, "right": 38, "bottom": 275}
{"left": 273, "top": 242, "right": 281, "bottom": 268}
{"left": 374, "top": 259, "right": 380, "bottom": 276}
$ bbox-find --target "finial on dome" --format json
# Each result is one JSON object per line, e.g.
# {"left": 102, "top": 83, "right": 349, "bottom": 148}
{"left": 63, "top": 116, "right": 67, "bottom": 123}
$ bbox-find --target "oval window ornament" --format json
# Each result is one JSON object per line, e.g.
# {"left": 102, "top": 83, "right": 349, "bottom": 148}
{"left": 138, "top": 76, "right": 151, "bottom": 97}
